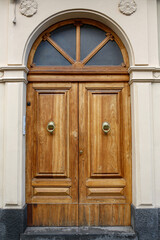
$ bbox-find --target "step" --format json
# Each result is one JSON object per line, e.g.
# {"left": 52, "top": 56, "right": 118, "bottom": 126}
{"left": 21, "top": 226, "right": 138, "bottom": 240}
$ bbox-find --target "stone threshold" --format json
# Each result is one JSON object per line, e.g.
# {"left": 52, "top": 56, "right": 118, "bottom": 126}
{"left": 21, "top": 226, "right": 138, "bottom": 240}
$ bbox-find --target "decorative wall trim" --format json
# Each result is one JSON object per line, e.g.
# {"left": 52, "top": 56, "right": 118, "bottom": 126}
{"left": 129, "top": 66, "right": 160, "bottom": 84}
{"left": 0, "top": 66, "right": 29, "bottom": 73}
{"left": 153, "top": 72, "right": 160, "bottom": 78}
{"left": 128, "top": 66, "right": 160, "bottom": 72}
{"left": 20, "top": 0, "right": 38, "bottom": 17}
{"left": 0, "top": 66, "right": 28, "bottom": 84}
{"left": 118, "top": 0, "right": 137, "bottom": 16}
{"left": 129, "top": 79, "right": 160, "bottom": 85}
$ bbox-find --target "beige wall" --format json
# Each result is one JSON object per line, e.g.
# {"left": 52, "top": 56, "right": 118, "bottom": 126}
{"left": 6, "top": 0, "right": 158, "bottom": 66}
{"left": 158, "top": 0, "right": 160, "bottom": 64}
{"left": 0, "top": 0, "right": 160, "bottom": 209}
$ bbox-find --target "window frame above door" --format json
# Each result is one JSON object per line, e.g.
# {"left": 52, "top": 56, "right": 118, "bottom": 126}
{"left": 27, "top": 19, "right": 129, "bottom": 81}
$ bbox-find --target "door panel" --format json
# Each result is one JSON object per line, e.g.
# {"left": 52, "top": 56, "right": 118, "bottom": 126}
{"left": 26, "top": 82, "right": 131, "bottom": 226}
{"left": 79, "top": 83, "right": 131, "bottom": 225}
{"left": 78, "top": 204, "right": 131, "bottom": 226}
{"left": 26, "top": 83, "right": 79, "bottom": 226}
{"left": 36, "top": 89, "right": 69, "bottom": 177}
{"left": 89, "top": 88, "right": 121, "bottom": 177}
{"left": 28, "top": 204, "right": 78, "bottom": 226}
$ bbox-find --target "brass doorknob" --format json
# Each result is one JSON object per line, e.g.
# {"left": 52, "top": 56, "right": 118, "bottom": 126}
{"left": 47, "top": 121, "right": 55, "bottom": 133}
{"left": 102, "top": 122, "right": 110, "bottom": 134}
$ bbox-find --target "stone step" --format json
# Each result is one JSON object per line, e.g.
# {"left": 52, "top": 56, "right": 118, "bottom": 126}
{"left": 21, "top": 226, "right": 138, "bottom": 240}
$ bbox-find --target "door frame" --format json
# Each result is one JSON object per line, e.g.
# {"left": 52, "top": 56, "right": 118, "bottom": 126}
{"left": 26, "top": 76, "right": 132, "bottom": 226}
{"left": 26, "top": 18, "right": 131, "bottom": 226}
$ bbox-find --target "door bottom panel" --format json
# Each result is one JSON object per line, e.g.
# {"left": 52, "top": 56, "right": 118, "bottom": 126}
{"left": 27, "top": 204, "right": 130, "bottom": 226}
{"left": 27, "top": 204, "right": 79, "bottom": 227}
{"left": 79, "top": 204, "right": 130, "bottom": 226}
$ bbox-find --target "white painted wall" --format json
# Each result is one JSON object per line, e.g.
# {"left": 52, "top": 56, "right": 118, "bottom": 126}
{"left": 131, "top": 82, "right": 154, "bottom": 207}
{"left": 0, "top": 0, "right": 160, "bottom": 209}
{"left": 0, "top": 0, "right": 8, "bottom": 65}
{"left": 3, "top": 83, "right": 26, "bottom": 208}
{"left": 158, "top": 0, "right": 160, "bottom": 64}
{"left": 153, "top": 83, "right": 160, "bottom": 208}
{"left": 5, "top": 0, "right": 157, "bottom": 66}
{"left": 0, "top": 83, "right": 5, "bottom": 208}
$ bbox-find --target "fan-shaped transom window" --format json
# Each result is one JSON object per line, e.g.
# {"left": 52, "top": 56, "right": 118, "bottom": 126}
{"left": 29, "top": 19, "right": 128, "bottom": 69}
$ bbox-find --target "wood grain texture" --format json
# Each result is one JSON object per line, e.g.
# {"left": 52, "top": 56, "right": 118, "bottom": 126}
{"left": 26, "top": 82, "right": 131, "bottom": 226}
{"left": 76, "top": 24, "right": 81, "bottom": 62}
{"left": 28, "top": 74, "right": 129, "bottom": 82}
{"left": 27, "top": 19, "right": 131, "bottom": 226}
{"left": 26, "top": 83, "right": 79, "bottom": 207}
{"left": 88, "top": 89, "right": 121, "bottom": 177}
{"left": 28, "top": 204, "right": 78, "bottom": 226}
{"left": 79, "top": 204, "right": 130, "bottom": 226}
{"left": 35, "top": 89, "right": 69, "bottom": 177}
{"left": 28, "top": 66, "right": 129, "bottom": 74}
{"left": 78, "top": 82, "right": 131, "bottom": 225}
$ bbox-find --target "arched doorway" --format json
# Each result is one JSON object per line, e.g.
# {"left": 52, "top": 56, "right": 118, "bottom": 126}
{"left": 26, "top": 19, "right": 131, "bottom": 226}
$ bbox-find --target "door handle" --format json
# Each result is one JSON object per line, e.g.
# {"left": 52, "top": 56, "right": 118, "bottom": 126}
{"left": 102, "top": 122, "right": 110, "bottom": 134}
{"left": 47, "top": 121, "right": 55, "bottom": 133}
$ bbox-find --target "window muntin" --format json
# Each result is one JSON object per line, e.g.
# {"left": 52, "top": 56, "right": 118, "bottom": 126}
{"left": 31, "top": 20, "right": 127, "bottom": 68}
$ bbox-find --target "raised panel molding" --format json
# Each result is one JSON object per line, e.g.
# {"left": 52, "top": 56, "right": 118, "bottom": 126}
{"left": 87, "top": 188, "right": 124, "bottom": 198}
{"left": 34, "top": 88, "right": 70, "bottom": 177}
{"left": 26, "top": 83, "right": 78, "bottom": 206}
{"left": 78, "top": 82, "right": 131, "bottom": 225}
{"left": 34, "top": 187, "right": 70, "bottom": 197}
{"left": 88, "top": 88, "right": 122, "bottom": 177}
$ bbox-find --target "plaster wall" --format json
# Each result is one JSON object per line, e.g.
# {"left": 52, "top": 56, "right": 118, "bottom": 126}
{"left": 0, "top": 0, "right": 158, "bottom": 66}
{"left": 0, "top": 0, "right": 160, "bottom": 210}
{"left": 0, "top": 0, "right": 8, "bottom": 66}
{"left": 153, "top": 83, "right": 160, "bottom": 207}
{"left": 0, "top": 84, "right": 5, "bottom": 208}
{"left": 158, "top": 0, "right": 160, "bottom": 62}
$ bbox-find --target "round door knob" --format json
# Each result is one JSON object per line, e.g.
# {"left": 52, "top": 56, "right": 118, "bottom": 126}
{"left": 102, "top": 122, "right": 110, "bottom": 134}
{"left": 47, "top": 121, "right": 55, "bottom": 133}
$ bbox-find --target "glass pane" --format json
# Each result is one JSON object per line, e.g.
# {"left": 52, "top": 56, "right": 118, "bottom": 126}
{"left": 81, "top": 24, "right": 106, "bottom": 60}
{"left": 50, "top": 24, "right": 76, "bottom": 60}
{"left": 33, "top": 40, "right": 71, "bottom": 66}
{"left": 86, "top": 40, "right": 123, "bottom": 66}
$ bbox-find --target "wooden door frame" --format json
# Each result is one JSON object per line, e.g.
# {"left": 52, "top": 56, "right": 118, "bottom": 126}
{"left": 26, "top": 18, "right": 132, "bottom": 226}
{"left": 27, "top": 19, "right": 129, "bottom": 77}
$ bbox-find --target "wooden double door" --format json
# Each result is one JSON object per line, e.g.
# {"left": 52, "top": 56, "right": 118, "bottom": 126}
{"left": 26, "top": 81, "right": 131, "bottom": 226}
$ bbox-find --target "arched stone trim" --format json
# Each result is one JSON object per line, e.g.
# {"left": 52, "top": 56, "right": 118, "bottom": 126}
{"left": 22, "top": 9, "right": 135, "bottom": 67}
